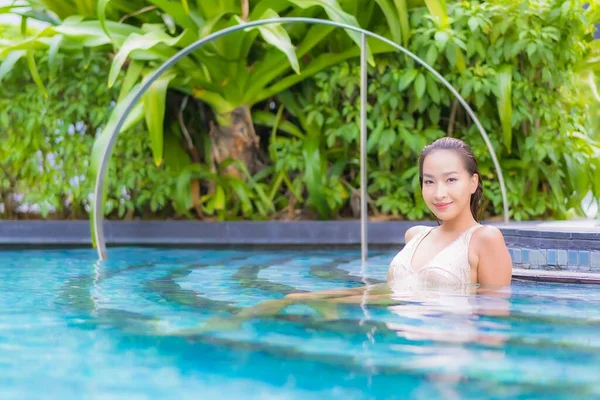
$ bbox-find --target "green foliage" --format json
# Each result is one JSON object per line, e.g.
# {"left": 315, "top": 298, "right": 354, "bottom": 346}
{"left": 2, "top": 0, "right": 388, "bottom": 168}
{"left": 175, "top": 159, "right": 275, "bottom": 221}
{"left": 0, "top": 50, "right": 177, "bottom": 219}
{"left": 263, "top": 0, "right": 600, "bottom": 221}
{"left": 1, "top": 0, "right": 599, "bottom": 222}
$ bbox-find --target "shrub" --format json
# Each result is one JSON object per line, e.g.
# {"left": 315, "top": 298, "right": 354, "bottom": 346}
{"left": 0, "top": 51, "right": 178, "bottom": 219}
{"left": 269, "top": 0, "right": 600, "bottom": 221}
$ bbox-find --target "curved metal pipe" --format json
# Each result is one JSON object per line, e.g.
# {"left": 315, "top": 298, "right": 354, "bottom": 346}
{"left": 93, "top": 17, "right": 510, "bottom": 260}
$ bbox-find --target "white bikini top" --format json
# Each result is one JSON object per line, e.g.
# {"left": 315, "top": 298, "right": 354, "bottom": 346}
{"left": 387, "top": 224, "right": 482, "bottom": 292}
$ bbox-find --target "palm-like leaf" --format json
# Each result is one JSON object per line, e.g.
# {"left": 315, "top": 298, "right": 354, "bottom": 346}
{"left": 142, "top": 72, "right": 175, "bottom": 166}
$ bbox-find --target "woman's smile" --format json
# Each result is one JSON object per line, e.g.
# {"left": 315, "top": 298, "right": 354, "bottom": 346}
{"left": 434, "top": 201, "right": 453, "bottom": 211}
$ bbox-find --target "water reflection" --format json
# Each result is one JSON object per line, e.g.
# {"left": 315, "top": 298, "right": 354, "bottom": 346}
{"left": 45, "top": 250, "right": 600, "bottom": 398}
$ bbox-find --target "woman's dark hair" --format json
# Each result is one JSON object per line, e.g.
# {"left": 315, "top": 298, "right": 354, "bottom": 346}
{"left": 418, "top": 137, "right": 483, "bottom": 222}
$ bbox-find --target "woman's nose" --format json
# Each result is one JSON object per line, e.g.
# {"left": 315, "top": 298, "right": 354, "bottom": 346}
{"left": 434, "top": 184, "right": 447, "bottom": 200}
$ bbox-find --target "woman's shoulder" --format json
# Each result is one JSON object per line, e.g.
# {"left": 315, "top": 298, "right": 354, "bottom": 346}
{"left": 470, "top": 224, "right": 512, "bottom": 287}
{"left": 404, "top": 225, "right": 431, "bottom": 243}
{"left": 471, "top": 224, "right": 506, "bottom": 248}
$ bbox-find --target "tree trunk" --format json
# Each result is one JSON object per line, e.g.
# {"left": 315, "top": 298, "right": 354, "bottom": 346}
{"left": 209, "top": 105, "right": 262, "bottom": 178}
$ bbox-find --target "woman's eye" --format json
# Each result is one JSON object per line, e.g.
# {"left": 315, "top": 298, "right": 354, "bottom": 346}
{"left": 424, "top": 180, "right": 433, "bottom": 185}
{"left": 447, "top": 178, "right": 457, "bottom": 183}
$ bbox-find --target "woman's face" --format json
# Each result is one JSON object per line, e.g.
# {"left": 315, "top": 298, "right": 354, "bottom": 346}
{"left": 421, "top": 149, "right": 478, "bottom": 221}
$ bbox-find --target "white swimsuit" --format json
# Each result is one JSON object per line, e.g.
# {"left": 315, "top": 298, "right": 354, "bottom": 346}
{"left": 387, "top": 224, "right": 482, "bottom": 292}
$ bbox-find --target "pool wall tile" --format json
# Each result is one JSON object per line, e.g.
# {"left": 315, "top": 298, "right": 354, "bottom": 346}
{"left": 592, "top": 252, "right": 600, "bottom": 269}
{"left": 521, "top": 249, "right": 530, "bottom": 264}
{"left": 536, "top": 249, "right": 547, "bottom": 266}
{"left": 530, "top": 250, "right": 539, "bottom": 266}
{"left": 513, "top": 249, "right": 522, "bottom": 264}
{"left": 547, "top": 249, "right": 557, "bottom": 265}
{"left": 531, "top": 250, "right": 541, "bottom": 267}
{"left": 568, "top": 250, "right": 579, "bottom": 266}
{"left": 558, "top": 250, "right": 567, "bottom": 266}
{"left": 579, "top": 251, "right": 590, "bottom": 267}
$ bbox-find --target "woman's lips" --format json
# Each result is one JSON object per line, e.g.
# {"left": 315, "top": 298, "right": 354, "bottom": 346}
{"left": 434, "top": 202, "right": 453, "bottom": 211}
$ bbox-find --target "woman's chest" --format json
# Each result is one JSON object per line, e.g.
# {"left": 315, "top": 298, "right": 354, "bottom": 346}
{"left": 388, "top": 242, "right": 476, "bottom": 286}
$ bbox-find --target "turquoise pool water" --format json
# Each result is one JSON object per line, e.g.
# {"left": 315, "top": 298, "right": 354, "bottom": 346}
{"left": 1, "top": 247, "right": 600, "bottom": 399}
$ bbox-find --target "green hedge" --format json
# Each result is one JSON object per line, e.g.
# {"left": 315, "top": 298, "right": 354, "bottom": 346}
{"left": 1, "top": 0, "right": 599, "bottom": 221}
{"left": 0, "top": 51, "right": 177, "bottom": 219}
{"left": 265, "top": 1, "right": 599, "bottom": 221}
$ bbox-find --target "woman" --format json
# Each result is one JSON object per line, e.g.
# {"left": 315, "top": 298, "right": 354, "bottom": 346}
{"left": 387, "top": 136, "right": 512, "bottom": 290}
{"left": 286, "top": 137, "right": 513, "bottom": 303}
{"left": 198, "top": 138, "right": 513, "bottom": 330}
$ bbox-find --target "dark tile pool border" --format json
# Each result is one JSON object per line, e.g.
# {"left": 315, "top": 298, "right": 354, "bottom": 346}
{"left": 0, "top": 220, "right": 423, "bottom": 246}
{"left": 1, "top": 220, "right": 599, "bottom": 272}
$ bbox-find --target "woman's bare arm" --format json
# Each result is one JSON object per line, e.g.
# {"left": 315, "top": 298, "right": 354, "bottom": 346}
{"left": 472, "top": 226, "right": 513, "bottom": 288}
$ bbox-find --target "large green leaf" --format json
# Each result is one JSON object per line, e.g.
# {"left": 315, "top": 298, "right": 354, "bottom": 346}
{"left": 97, "top": 0, "right": 112, "bottom": 39}
{"left": 118, "top": 60, "right": 144, "bottom": 101}
{"left": 182, "top": 0, "right": 190, "bottom": 14}
{"left": 254, "top": 39, "right": 393, "bottom": 104}
{"left": 229, "top": 159, "right": 275, "bottom": 213}
{"left": 228, "top": 178, "right": 254, "bottom": 216}
{"left": 142, "top": 72, "right": 176, "bottom": 166}
{"left": 303, "top": 129, "right": 331, "bottom": 219}
{"left": 237, "top": 9, "right": 300, "bottom": 74}
{"left": 374, "top": 0, "right": 404, "bottom": 46}
{"left": 122, "top": 101, "right": 145, "bottom": 132}
{"left": 54, "top": 18, "right": 141, "bottom": 47}
{"left": 147, "top": 0, "right": 201, "bottom": 31}
{"left": 564, "top": 153, "right": 589, "bottom": 205}
{"left": 496, "top": 65, "right": 512, "bottom": 151}
{"left": 424, "top": 0, "right": 465, "bottom": 71}
{"left": 74, "top": 0, "right": 95, "bottom": 16}
{"left": 164, "top": 131, "right": 194, "bottom": 213}
{"left": 290, "top": 0, "right": 369, "bottom": 59}
{"left": 393, "top": 0, "right": 410, "bottom": 47}
{"left": 196, "top": 0, "right": 236, "bottom": 20}
{"left": 593, "top": 158, "right": 600, "bottom": 200}
{"left": 26, "top": 48, "right": 48, "bottom": 98}
{"left": 585, "top": 70, "right": 600, "bottom": 102}
{"left": 39, "top": 0, "right": 78, "bottom": 19}
{"left": 0, "top": 25, "right": 58, "bottom": 55}
{"left": 47, "top": 34, "right": 62, "bottom": 78}
{"left": 0, "top": 50, "right": 26, "bottom": 83}
{"left": 107, "top": 29, "right": 186, "bottom": 88}
{"left": 252, "top": 110, "right": 305, "bottom": 139}
{"left": 242, "top": 23, "right": 335, "bottom": 101}
{"left": 424, "top": 0, "right": 448, "bottom": 27}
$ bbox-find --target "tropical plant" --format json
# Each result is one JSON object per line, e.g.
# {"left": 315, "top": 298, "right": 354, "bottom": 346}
{"left": 2, "top": 0, "right": 385, "bottom": 170}
{"left": 0, "top": 45, "right": 178, "bottom": 219}
{"left": 2, "top": 0, "right": 599, "bottom": 223}
{"left": 271, "top": 0, "right": 600, "bottom": 221}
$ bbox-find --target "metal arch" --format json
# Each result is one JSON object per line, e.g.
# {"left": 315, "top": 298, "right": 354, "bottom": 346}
{"left": 92, "top": 17, "right": 510, "bottom": 260}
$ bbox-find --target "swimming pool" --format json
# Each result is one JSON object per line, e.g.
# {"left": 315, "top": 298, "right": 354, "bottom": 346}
{"left": 1, "top": 247, "right": 599, "bottom": 399}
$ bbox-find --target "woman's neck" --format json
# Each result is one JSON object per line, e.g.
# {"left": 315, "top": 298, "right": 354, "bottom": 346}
{"left": 439, "top": 210, "right": 477, "bottom": 233}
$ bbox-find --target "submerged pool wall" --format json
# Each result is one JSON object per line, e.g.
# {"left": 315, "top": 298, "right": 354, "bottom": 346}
{"left": 502, "top": 227, "right": 600, "bottom": 271}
